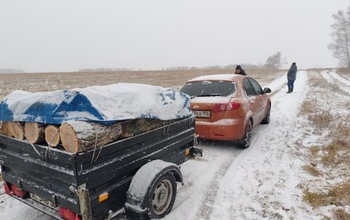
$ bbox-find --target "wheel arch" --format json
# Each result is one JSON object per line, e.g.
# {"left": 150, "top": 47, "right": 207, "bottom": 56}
{"left": 125, "top": 160, "right": 182, "bottom": 216}
{"left": 243, "top": 112, "right": 254, "bottom": 135}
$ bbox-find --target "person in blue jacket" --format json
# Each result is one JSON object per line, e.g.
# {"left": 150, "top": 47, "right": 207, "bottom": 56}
{"left": 287, "top": 62, "right": 297, "bottom": 93}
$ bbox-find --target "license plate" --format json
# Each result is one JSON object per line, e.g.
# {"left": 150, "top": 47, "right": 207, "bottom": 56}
{"left": 30, "top": 193, "right": 57, "bottom": 209}
{"left": 193, "top": 110, "right": 210, "bottom": 118}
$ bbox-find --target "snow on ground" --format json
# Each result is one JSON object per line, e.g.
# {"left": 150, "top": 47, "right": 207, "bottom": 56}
{"left": 1, "top": 69, "right": 350, "bottom": 220}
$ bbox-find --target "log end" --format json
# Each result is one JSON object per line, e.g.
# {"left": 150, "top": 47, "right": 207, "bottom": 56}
{"left": 59, "top": 123, "right": 80, "bottom": 153}
{"left": 7, "top": 122, "right": 24, "bottom": 140}
{"left": 0, "top": 121, "right": 12, "bottom": 137}
{"left": 24, "top": 122, "right": 45, "bottom": 144}
{"left": 45, "top": 125, "right": 60, "bottom": 147}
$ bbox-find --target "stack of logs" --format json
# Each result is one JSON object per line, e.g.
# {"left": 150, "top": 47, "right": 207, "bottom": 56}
{"left": 0, "top": 119, "right": 172, "bottom": 154}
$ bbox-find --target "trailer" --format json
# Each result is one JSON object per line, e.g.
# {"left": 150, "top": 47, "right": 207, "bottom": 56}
{"left": 0, "top": 116, "right": 201, "bottom": 220}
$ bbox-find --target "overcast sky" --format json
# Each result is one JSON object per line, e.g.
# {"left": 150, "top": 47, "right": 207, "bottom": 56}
{"left": 0, "top": 0, "right": 349, "bottom": 72}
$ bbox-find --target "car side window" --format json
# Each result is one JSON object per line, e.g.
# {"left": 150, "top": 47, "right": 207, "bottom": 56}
{"left": 242, "top": 79, "right": 255, "bottom": 96}
{"left": 248, "top": 78, "right": 263, "bottom": 95}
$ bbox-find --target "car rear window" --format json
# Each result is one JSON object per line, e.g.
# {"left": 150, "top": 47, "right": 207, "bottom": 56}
{"left": 180, "top": 81, "right": 236, "bottom": 97}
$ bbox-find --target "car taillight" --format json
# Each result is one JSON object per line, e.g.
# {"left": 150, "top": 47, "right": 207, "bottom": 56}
{"left": 59, "top": 207, "right": 81, "bottom": 220}
{"left": 214, "top": 102, "right": 241, "bottom": 112}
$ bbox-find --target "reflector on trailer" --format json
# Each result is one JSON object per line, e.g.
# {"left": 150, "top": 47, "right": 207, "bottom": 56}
{"left": 3, "top": 181, "right": 11, "bottom": 195}
{"left": 10, "top": 184, "right": 27, "bottom": 198}
{"left": 98, "top": 192, "right": 109, "bottom": 202}
{"left": 59, "top": 207, "right": 81, "bottom": 220}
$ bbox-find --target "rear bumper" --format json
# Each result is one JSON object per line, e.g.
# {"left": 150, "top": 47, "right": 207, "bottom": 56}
{"left": 195, "top": 119, "right": 245, "bottom": 141}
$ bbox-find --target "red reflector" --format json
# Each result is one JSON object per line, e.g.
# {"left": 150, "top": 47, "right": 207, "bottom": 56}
{"left": 4, "top": 181, "right": 12, "bottom": 195}
{"left": 11, "top": 184, "right": 27, "bottom": 198}
{"left": 59, "top": 207, "right": 81, "bottom": 220}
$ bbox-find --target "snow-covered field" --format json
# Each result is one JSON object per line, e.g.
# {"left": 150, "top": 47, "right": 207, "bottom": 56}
{"left": 1, "top": 69, "right": 350, "bottom": 220}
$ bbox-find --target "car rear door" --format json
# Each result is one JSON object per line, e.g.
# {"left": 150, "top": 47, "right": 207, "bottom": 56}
{"left": 247, "top": 78, "right": 268, "bottom": 123}
{"left": 242, "top": 78, "right": 261, "bottom": 127}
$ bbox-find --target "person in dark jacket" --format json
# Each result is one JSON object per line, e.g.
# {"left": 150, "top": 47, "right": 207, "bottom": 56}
{"left": 287, "top": 62, "right": 297, "bottom": 93}
{"left": 235, "top": 65, "right": 246, "bottom": 75}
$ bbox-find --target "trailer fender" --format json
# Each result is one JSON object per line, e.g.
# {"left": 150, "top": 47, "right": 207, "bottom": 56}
{"left": 125, "top": 159, "right": 182, "bottom": 219}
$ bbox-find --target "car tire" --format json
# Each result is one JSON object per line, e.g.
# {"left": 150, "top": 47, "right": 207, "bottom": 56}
{"left": 238, "top": 119, "right": 252, "bottom": 149}
{"left": 261, "top": 104, "right": 271, "bottom": 124}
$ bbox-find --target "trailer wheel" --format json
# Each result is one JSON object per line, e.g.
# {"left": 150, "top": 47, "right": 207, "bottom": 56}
{"left": 125, "top": 160, "right": 182, "bottom": 219}
{"left": 146, "top": 173, "right": 177, "bottom": 219}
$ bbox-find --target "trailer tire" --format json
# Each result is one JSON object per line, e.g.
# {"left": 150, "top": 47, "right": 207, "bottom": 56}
{"left": 145, "top": 173, "right": 177, "bottom": 219}
{"left": 125, "top": 160, "right": 182, "bottom": 219}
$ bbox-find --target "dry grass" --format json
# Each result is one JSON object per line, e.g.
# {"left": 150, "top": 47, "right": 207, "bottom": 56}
{"left": 337, "top": 68, "right": 350, "bottom": 75}
{"left": 308, "top": 73, "right": 328, "bottom": 88}
{"left": 302, "top": 164, "right": 322, "bottom": 177}
{"left": 299, "top": 99, "right": 317, "bottom": 116}
{"left": 321, "top": 140, "right": 350, "bottom": 166}
{"left": 299, "top": 98, "right": 333, "bottom": 129}
{"left": 333, "top": 209, "right": 350, "bottom": 220}
{"left": 308, "top": 109, "right": 333, "bottom": 129}
{"left": 302, "top": 181, "right": 350, "bottom": 207}
{"left": 299, "top": 70, "right": 350, "bottom": 217}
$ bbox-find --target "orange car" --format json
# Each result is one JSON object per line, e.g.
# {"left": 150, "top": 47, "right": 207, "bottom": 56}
{"left": 180, "top": 74, "right": 271, "bottom": 148}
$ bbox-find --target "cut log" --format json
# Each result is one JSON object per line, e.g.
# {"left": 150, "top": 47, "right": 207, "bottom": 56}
{"left": 120, "top": 119, "right": 174, "bottom": 138}
{"left": 59, "top": 121, "right": 122, "bottom": 153}
{"left": 45, "top": 125, "right": 60, "bottom": 147}
{"left": 24, "top": 122, "right": 46, "bottom": 144}
{"left": 0, "top": 121, "right": 12, "bottom": 137}
{"left": 7, "top": 122, "right": 24, "bottom": 140}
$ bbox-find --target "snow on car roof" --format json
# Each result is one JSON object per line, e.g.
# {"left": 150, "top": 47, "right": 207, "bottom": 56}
{"left": 187, "top": 74, "right": 240, "bottom": 82}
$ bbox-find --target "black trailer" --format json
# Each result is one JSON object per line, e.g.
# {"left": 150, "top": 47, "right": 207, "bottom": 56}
{"left": 0, "top": 116, "right": 201, "bottom": 220}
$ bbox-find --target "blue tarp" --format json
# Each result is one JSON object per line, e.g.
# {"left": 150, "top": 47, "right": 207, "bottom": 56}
{"left": 0, "top": 83, "right": 192, "bottom": 125}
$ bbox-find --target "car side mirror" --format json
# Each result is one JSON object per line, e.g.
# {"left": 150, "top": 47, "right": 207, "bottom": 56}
{"left": 263, "top": 87, "right": 272, "bottom": 93}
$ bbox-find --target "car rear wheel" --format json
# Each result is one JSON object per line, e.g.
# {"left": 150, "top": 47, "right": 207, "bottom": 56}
{"left": 261, "top": 104, "right": 271, "bottom": 124}
{"left": 237, "top": 119, "right": 252, "bottom": 149}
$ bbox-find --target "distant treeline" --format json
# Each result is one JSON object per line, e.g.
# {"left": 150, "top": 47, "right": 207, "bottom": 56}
{"left": 79, "top": 68, "right": 135, "bottom": 72}
{"left": 0, "top": 68, "right": 25, "bottom": 74}
{"left": 79, "top": 64, "right": 267, "bottom": 72}
{"left": 163, "top": 64, "right": 264, "bottom": 71}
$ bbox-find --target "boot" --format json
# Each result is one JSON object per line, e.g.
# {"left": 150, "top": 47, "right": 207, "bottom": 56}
{"left": 287, "top": 88, "right": 291, "bottom": 93}
{"left": 290, "top": 88, "right": 293, "bottom": 93}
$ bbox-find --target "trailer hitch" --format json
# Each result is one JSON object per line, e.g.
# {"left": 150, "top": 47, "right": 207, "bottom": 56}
{"left": 191, "top": 147, "right": 203, "bottom": 157}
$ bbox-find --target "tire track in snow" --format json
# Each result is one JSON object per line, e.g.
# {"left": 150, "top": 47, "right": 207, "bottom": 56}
{"left": 195, "top": 156, "right": 234, "bottom": 220}
{"left": 194, "top": 129, "right": 271, "bottom": 220}
{"left": 165, "top": 142, "right": 243, "bottom": 220}
{"left": 320, "top": 70, "right": 350, "bottom": 94}
{"left": 330, "top": 72, "right": 350, "bottom": 87}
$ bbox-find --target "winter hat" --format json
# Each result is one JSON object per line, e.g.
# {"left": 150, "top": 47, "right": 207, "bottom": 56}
{"left": 292, "top": 62, "right": 296, "bottom": 65}
{"left": 236, "top": 65, "right": 242, "bottom": 70}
